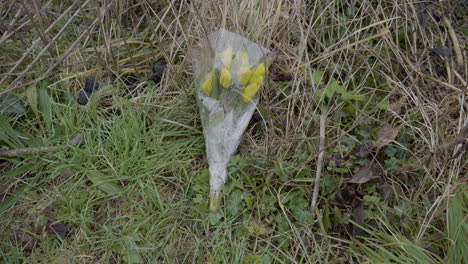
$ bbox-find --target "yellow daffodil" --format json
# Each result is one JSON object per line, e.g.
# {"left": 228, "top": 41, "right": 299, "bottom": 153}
{"left": 220, "top": 46, "right": 233, "bottom": 69}
{"left": 236, "top": 50, "right": 252, "bottom": 86}
{"left": 220, "top": 68, "right": 232, "bottom": 88}
{"left": 201, "top": 71, "right": 214, "bottom": 95}
{"left": 237, "top": 66, "right": 252, "bottom": 86}
{"left": 251, "top": 74, "right": 264, "bottom": 86}
{"left": 237, "top": 50, "right": 249, "bottom": 66}
{"left": 251, "top": 63, "right": 266, "bottom": 79}
{"left": 241, "top": 82, "right": 261, "bottom": 103}
{"left": 240, "top": 62, "right": 267, "bottom": 103}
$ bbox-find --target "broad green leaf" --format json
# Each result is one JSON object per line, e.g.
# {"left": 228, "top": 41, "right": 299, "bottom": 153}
{"left": 334, "top": 83, "right": 346, "bottom": 95}
{"left": 226, "top": 189, "right": 245, "bottom": 215}
{"left": 0, "top": 185, "right": 28, "bottom": 214}
{"left": 379, "top": 100, "right": 390, "bottom": 110}
{"left": 26, "top": 85, "right": 38, "bottom": 115}
{"left": 325, "top": 78, "right": 339, "bottom": 98}
{"left": 257, "top": 105, "right": 274, "bottom": 122}
{"left": 447, "top": 187, "right": 467, "bottom": 264}
{"left": 0, "top": 93, "right": 26, "bottom": 116}
{"left": 244, "top": 194, "right": 254, "bottom": 209}
{"left": 312, "top": 71, "right": 324, "bottom": 85}
{"left": 123, "top": 235, "right": 144, "bottom": 264}
{"left": 314, "top": 88, "right": 325, "bottom": 101}
{"left": 38, "top": 86, "right": 52, "bottom": 129}
{"left": 87, "top": 171, "right": 122, "bottom": 196}
{"left": 4, "top": 162, "right": 38, "bottom": 177}
{"left": 0, "top": 114, "right": 26, "bottom": 148}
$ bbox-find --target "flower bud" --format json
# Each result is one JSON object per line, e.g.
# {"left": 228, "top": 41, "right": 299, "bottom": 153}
{"left": 220, "top": 68, "right": 232, "bottom": 88}
{"left": 201, "top": 71, "right": 214, "bottom": 95}
{"left": 241, "top": 82, "right": 261, "bottom": 103}
{"left": 237, "top": 66, "right": 252, "bottom": 86}
{"left": 252, "top": 63, "right": 266, "bottom": 79}
{"left": 220, "top": 47, "right": 233, "bottom": 69}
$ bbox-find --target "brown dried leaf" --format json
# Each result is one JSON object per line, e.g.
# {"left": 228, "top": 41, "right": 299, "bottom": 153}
{"left": 270, "top": 72, "right": 293, "bottom": 81}
{"left": 15, "top": 230, "right": 38, "bottom": 252}
{"left": 352, "top": 200, "right": 368, "bottom": 237}
{"left": 45, "top": 223, "right": 67, "bottom": 239}
{"left": 36, "top": 221, "right": 68, "bottom": 240}
{"left": 374, "top": 124, "right": 399, "bottom": 149}
{"left": 388, "top": 98, "right": 405, "bottom": 115}
{"left": 353, "top": 143, "right": 372, "bottom": 158}
{"left": 430, "top": 47, "right": 451, "bottom": 59}
{"left": 61, "top": 168, "right": 73, "bottom": 179}
{"left": 349, "top": 165, "right": 378, "bottom": 184}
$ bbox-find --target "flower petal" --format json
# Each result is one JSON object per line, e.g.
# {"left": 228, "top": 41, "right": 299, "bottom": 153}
{"left": 237, "top": 66, "right": 252, "bottom": 86}
{"left": 220, "top": 68, "right": 232, "bottom": 88}
{"left": 220, "top": 47, "right": 233, "bottom": 69}
{"left": 201, "top": 71, "right": 214, "bottom": 95}
{"left": 241, "top": 82, "right": 261, "bottom": 103}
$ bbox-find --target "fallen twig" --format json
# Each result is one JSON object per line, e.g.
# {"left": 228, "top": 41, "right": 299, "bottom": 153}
{"left": 311, "top": 112, "right": 326, "bottom": 210}
{"left": 0, "top": 135, "right": 83, "bottom": 159}
{"left": 443, "top": 16, "right": 464, "bottom": 67}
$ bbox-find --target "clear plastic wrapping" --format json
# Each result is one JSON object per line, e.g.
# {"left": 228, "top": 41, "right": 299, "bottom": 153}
{"left": 193, "top": 29, "right": 270, "bottom": 211}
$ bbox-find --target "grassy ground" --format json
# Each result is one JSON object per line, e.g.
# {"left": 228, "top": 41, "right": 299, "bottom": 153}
{"left": 0, "top": 0, "right": 466, "bottom": 263}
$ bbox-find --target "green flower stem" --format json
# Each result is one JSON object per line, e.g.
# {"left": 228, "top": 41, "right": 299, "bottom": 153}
{"left": 209, "top": 191, "right": 222, "bottom": 212}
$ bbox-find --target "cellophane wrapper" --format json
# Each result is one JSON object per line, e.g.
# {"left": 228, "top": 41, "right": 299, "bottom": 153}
{"left": 193, "top": 29, "right": 270, "bottom": 211}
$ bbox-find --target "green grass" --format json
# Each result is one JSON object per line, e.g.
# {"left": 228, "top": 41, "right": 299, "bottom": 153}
{"left": 1, "top": 0, "right": 467, "bottom": 263}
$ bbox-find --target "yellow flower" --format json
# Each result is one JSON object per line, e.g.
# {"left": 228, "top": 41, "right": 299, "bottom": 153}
{"left": 237, "top": 66, "right": 252, "bottom": 86}
{"left": 251, "top": 63, "right": 266, "bottom": 80}
{"left": 220, "top": 47, "right": 233, "bottom": 69}
{"left": 201, "top": 71, "right": 214, "bottom": 95}
{"left": 241, "top": 82, "right": 261, "bottom": 103}
{"left": 236, "top": 50, "right": 249, "bottom": 66}
{"left": 251, "top": 74, "right": 264, "bottom": 86}
{"left": 219, "top": 68, "right": 232, "bottom": 88}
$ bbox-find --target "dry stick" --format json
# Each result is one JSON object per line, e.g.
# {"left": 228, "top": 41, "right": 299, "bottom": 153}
{"left": 12, "top": 16, "right": 101, "bottom": 91}
{"left": 1, "top": 0, "right": 92, "bottom": 96}
{"left": 0, "top": 2, "right": 79, "bottom": 87}
{"left": 306, "top": 27, "right": 390, "bottom": 67}
{"left": 21, "top": 0, "right": 54, "bottom": 58}
{"left": 443, "top": 16, "right": 464, "bottom": 67}
{"left": 288, "top": 28, "right": 392, "bottom": 178}
{"left": 3, "top": 10, "right": 101, "bottom": 92}
{"left": 0, "top": 1, "right": 52, "bottom": 45}
{"left": 453, "top": 70, "right": 467, "bottom": 87}
{"left": 418, "top": 72, "right": 464, "bottom": 94}
{"left": 311, "top": 112, "right": 326, "bottom": 210}
{"left": 0, "top": 5, "right": 23, "bottom": 44}
{"left": 0, "top": 135, "right": 83, "bottom": 159}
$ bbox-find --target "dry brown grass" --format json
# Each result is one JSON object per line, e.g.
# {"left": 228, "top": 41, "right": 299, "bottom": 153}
{"left": 0, "top": 0, "right": 466, "bottom": 263}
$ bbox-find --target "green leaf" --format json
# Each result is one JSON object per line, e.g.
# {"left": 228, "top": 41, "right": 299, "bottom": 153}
{"left": 312, "top": 71, "right": 324, "bottom": 85}
{"left": 38, "top": 86, "right": 52, "bottom": 130}
{"left": 257, "top": 105, "right": 274, "bottom": 122}
{"left": 341, "top": 92, "right": 366, "bottom": 101}
{"left": 314, "top": 88, "right": 325, "bottom": 101}
{"left": 0, "top": 185, "right": 28, "bottom": 214}
{"left": 87, "top": 171, "right": 122, "bottom": 196}
{"left": 447, "top": 187, "right": 468, "bottom": 264}
{"left": 122, "top": 235, "right": 144, "bottom": 264}
{"left": 244, "top": 194, "right": 254, "bottom": 210}
{"left": 226, "top": 189, "right": 245, "bottom": 216}
{"left": 0, "top": 114, "right": 26, "bottom": 148}
{"left": 4, "top": 162, "right": 38, "bottom": 177}
{"left": 325, "top": 78, "right": 338, "bottom": 98}
{"left": 379, "top": 100, "right": 390, "bottom": 110}
{"left": 334, "top": 83, "right": 346, "bottom": 95}
{"left": 208, "top": 211, "right": 223, "bottom": 225}
{"left": 0, "top": 93, "right": 26, "bottom": 116}
{"left": 26, "top": 85, "right": 38, "bottom": 115}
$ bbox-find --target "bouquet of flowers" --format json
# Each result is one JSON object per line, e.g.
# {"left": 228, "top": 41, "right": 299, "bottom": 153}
{"left": 193, "top": 29, "right": 270, "bottom": 211}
